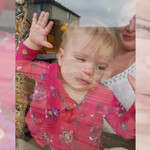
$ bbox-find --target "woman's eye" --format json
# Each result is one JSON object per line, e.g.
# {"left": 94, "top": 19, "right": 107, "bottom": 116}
{"left": 98, "top": 65, "right": 104, "bottom": 70}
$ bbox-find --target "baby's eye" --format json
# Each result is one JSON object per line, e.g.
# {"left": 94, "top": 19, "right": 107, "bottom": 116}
{"left": 97, "top": 65, "right": 105, "bottom": 70}
{"left": 76, "top": 56, "right": 86, "bottom": 62}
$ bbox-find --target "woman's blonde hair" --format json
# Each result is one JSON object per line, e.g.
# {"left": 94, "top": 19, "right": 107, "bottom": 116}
{"left": 60, "top": 21, "right": 118, "bottom": 57}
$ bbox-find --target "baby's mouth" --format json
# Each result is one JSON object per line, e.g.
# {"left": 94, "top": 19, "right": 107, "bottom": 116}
{"left": 75, "top": 77, "right": 90, "bottom": 85}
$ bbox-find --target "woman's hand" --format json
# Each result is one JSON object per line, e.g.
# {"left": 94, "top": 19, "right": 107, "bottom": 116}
{"left": 128, "top": 75, "right": 136, "bottom": 93}
{"left": 24, "top": 11, "right": 54, "bottom": 50}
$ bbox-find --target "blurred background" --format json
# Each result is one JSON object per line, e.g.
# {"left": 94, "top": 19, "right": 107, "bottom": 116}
{"left": 0, "top": 0, "right": 15, "bottom": 150}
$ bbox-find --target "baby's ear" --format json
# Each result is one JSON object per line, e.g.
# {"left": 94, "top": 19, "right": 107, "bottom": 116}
{"left": 58, "top": 48, "right": 64, "bottom": 66}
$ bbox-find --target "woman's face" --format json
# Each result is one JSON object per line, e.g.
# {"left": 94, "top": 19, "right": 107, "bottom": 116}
{"left": 117, "top": 16, "right": 135, "bottom": 52}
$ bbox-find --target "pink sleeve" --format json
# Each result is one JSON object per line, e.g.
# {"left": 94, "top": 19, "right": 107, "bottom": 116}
{"left": 16, "top": 42, "right": 50, "bottom": 81}
{"left": 105, "top": 96, "right": 135, "bottom": 139}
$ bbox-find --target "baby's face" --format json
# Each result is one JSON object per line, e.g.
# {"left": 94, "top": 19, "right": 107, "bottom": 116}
{"left": 58, "top": 33, "right": 114, "bottom": 92}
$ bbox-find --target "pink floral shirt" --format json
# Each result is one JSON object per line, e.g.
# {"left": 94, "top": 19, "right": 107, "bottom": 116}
{"left": 16, "top": 43, "right": 135, "bottom": 150}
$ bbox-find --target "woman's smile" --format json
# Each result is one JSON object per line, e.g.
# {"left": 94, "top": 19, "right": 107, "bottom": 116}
{"left": 123, "top": 35, "right": 135, "bottom": 41}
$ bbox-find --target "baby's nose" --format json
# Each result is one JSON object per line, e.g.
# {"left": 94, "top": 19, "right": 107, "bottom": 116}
{"left": 82, "top": 64, "right": 94, "bottom": 76}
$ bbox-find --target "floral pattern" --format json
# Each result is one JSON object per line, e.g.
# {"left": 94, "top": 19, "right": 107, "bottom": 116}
{"left": 22, "top": 49, "right": 28, "bottom": 55}
{"left": 89, "top": 126, "right": 102, "bottom": 146}
{"left": 33, "top": 83, "right": 46, "bottom": 101}
{"left": 121, "top": 122, "right": 126, "bottom": 130}
{"left": 16, "top": 43, "right": 135, "bottom": 150}
{"left": 39, "top": 132, "right": 53, "bottom": 145}
{"left": 46, "top": 106, "right": 60, "bottom": 121}
{"left": 59, "top": 128, "right": 73, "bottom": 144}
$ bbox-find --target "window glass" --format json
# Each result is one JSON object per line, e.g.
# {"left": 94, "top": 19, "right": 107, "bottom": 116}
{"left": 15, "top": 1, "right": 136, "bottom": 150}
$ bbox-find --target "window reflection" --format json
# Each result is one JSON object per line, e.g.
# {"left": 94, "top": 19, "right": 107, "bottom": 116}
{"left": 15, "top": 0, "right": 136, "bottom": 150}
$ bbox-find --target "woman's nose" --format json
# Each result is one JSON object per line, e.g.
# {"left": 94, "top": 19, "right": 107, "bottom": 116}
{"left": 127, "top": 15, "right": 136, "bottom": 32}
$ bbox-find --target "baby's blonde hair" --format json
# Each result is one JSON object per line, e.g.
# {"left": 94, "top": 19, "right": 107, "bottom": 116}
{"left": 60, "top": 21, "right": 118, "bottom": 57}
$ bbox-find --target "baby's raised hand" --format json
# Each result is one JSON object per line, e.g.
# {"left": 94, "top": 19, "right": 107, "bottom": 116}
{"left": 24, "top": 11, "right": 54, "bottom": 50}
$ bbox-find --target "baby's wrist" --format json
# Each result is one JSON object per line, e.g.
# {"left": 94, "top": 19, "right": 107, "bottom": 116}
{"left": 24, "top": 38, "right": 41, "bottom": 50}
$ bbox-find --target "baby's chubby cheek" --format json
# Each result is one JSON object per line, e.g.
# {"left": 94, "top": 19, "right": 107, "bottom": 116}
{"left": 92, "top": 75, "right": 103, "bottom": 87}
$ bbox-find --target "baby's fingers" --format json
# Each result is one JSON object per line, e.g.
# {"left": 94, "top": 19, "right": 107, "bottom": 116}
{"left": 32, "top": 13, "right": 37, "bottom": 25}
{"left": 45, "top": 21, "right": 54, "bottom": 35}
{"left": 41, "top": 12, "right": 49, "bottom": 28}
{"left": 43, "top": 41, "right": 53, "bottom": 49}
{"left": 37, "top": 11, "right": 45, "bottom": 25}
